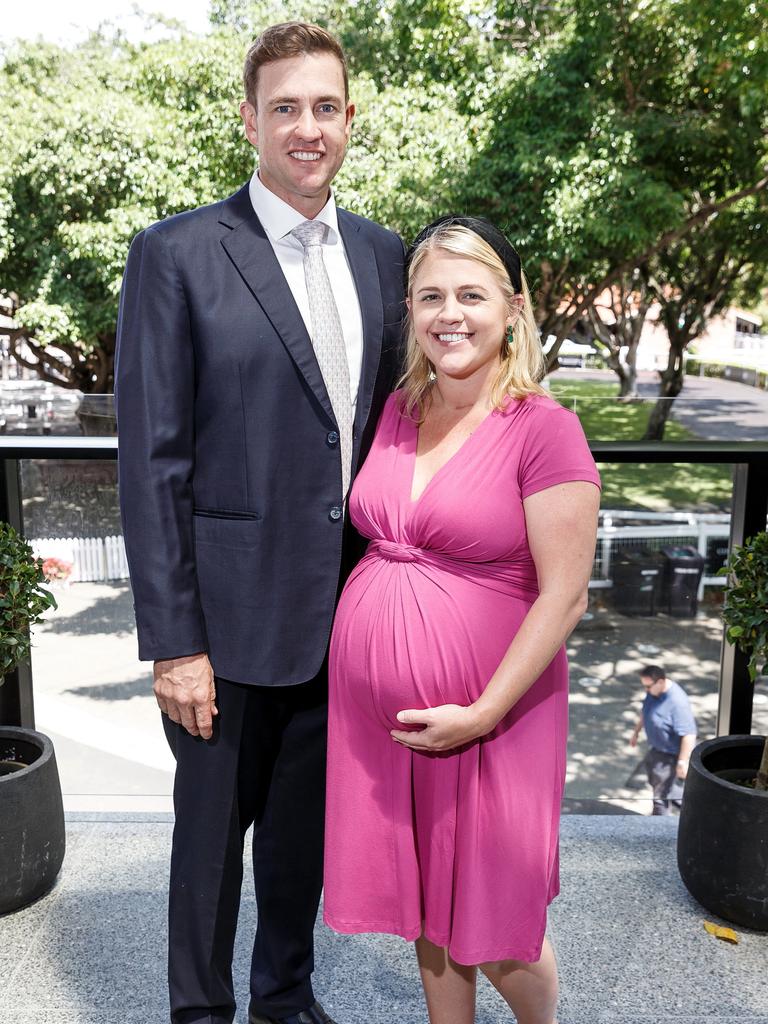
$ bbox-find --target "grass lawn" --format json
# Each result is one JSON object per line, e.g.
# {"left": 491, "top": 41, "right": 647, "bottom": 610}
{"left": 548, "top": 380, "right": 732, "bottom": 512}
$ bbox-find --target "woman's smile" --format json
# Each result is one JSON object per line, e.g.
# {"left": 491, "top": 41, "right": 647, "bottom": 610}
{"left": 432, "top": 331, "right": 474, "bottom": 346}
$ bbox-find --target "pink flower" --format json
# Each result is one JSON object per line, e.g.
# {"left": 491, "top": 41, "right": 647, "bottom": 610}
{"left": 41, "top": 557, "right": 73, "bottom": 582}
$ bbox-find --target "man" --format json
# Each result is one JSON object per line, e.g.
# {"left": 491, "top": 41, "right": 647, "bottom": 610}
{"left": 630, "top": 664, "right": 697, "bottom": 816}
{"left": 115, "top": 22, "right": 405, "bottom": 1024}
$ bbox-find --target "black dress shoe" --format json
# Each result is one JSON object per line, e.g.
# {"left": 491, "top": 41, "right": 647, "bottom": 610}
{"left": 248, "top": 1000, "right": 337, "bottom": 1024}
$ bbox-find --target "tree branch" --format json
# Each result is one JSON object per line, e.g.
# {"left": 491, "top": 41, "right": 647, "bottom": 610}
{"left": 555, "top": 171, "right": 768, "bottom": 340}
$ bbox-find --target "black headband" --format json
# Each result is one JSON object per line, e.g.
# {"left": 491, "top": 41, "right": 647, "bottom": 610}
{"left": 405, "top": 215, "right": 523, "bottom": 294}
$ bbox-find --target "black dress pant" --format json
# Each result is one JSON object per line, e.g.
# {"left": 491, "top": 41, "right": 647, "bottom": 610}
{"left": 162, "top": 669, "right": 328, "bottom": 1024}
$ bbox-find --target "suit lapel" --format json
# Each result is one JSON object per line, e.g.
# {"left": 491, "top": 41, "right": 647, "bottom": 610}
{"left": 337, "top": 210, "right": 384, "bottom": 467}
{"left": 219, "top": 187, "right": 336, "bottom": 426}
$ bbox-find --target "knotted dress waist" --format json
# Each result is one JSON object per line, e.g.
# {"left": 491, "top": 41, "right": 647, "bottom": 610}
{"left": 365, "top": 537, "right": 539, "bottom": 603}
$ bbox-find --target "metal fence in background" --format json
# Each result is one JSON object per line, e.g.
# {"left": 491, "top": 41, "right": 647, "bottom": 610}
{"left": 592, "top": 510, "right": 730, "bottom": 599}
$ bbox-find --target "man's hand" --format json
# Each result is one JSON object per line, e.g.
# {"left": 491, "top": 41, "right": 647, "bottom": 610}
{"left": 629, "top": 719, "right": 643, "bottom": 748}
{"left": 153, "top": 653, "right": 218, "bottom": 739}
{"left": 390, "top": 704, "right": 487, "bottom": 753}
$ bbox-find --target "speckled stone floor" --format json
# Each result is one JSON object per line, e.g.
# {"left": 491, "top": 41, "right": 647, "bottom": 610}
{"left": 1, "top": 815, "right": 766, "bottom": 1023}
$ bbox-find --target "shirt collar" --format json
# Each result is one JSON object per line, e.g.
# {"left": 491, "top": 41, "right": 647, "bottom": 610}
{"left": 249, "top": 169, "right": 340, "bottom": 245}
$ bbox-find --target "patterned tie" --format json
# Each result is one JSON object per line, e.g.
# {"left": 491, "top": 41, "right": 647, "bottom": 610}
{"left": 292, "top": 219, "right": 354, "bottom": 500}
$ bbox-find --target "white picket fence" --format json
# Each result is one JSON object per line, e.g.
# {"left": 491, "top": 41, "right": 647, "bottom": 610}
{"left": 31, "top": 535, "right": 129, "bottom": 582}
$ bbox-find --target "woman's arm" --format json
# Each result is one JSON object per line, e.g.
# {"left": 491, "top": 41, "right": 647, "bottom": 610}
{"left": 391, "top": 479, "right": 600, "bottom": 752}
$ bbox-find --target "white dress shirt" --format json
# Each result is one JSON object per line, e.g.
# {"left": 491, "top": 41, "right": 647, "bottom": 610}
{"left": 248, "top": 170, "right": 364, "bottom": 411}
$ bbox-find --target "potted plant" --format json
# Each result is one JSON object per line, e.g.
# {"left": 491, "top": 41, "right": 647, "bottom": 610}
{"left": 677, "top": 530, "right": 768, "bottom": 930}
{"left": 0, "top": 521, "right": 65, "bottom": 914}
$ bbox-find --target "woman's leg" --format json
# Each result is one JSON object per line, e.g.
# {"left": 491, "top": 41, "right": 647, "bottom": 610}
{"left": 479, "top": 937, "right": 559, "bottom": 1024}
{"left": 415, "top": 936, "right": 477, "bottom": 1024}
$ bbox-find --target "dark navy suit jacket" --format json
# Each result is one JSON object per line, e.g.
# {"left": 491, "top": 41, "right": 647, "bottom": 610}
{"left": 115, "top": 183, "right": 405, "bottom": 685}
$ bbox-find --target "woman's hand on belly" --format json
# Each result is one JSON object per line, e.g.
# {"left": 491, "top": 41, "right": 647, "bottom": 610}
{"left": 390, "top": 702, "right": 492, "bottom": 753}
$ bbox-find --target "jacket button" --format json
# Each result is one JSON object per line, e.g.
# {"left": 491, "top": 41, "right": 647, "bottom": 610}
{"left": 327, "top": 431, "right": 339, "bottom": 445}
{"left": 329, "top": 507, "right": 342, "bottom": 522}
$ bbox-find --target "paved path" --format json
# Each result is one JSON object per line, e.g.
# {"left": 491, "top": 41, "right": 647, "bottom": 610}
{"left": 554, "top": 369, "right": 768, "bottom": 441}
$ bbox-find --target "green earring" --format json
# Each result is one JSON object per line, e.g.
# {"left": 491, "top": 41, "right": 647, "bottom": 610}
{"left": 505, "top": 323, "right": 515, "bottom": 347}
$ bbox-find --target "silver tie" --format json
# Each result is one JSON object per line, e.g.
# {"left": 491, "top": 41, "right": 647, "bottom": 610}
{"left": 292, "top": 220, "right": 353, "bottom": 500}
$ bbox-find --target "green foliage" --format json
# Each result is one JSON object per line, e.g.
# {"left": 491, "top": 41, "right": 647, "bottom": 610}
{"left": 0, "top": 33, "right": 252, "bottom": 391}
{"left": 336, "top": 76, "right": 476, "bottom": 240}
{"left": 0, "top": 523, "right": 57, "bottom": 679}
{"left": 0, "top": 25, "right": 473, "bottom": 386}
{"left": 720, "top": 531, "right": 768, "bottom": 683}
{"left": 209, "top": 0, "right": 498, "bottom": 97}
{"left": 0, "top": 0, "right": 766, "bottom": 391}
{"left": 651, "top": 200, "right": 768, "bottom": 350}
{"left": 459, "top": 0, "right": 768, "bottom": 340}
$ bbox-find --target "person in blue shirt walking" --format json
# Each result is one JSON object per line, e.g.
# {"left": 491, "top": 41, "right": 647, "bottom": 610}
{"left": 629, "top": 664, "right": 698, "bottom": 815}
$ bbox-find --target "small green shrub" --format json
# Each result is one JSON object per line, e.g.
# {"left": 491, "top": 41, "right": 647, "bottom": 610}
{"left": 0, "top": 522, "right": 57, "bottom": 678}
{"left": 720, "top": 531, "right": 768, "bottom": 683}
{"left": 720, "top": 530, "right": 768, "bottom": 790}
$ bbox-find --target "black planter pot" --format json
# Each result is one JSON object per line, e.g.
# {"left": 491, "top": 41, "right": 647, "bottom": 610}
{"left": 0, "top": 727, "right": 66, "bottom": 915}
{"left": 677, "top": 735, "right": 768, "bottom": 931}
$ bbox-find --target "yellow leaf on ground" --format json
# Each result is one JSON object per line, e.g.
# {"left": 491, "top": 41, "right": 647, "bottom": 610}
{"left": 703, "top": 920, "right": 739, "bottom": 944}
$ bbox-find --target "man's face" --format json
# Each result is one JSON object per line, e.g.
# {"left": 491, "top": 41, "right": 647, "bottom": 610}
{"left": 641, "top": 675, "right": 665, "bottom": 696}
{"left": 240, "top": 52, "right": 354, "bottom": 218}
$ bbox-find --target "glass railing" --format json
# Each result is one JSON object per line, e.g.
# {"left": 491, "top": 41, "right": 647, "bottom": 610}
{"left": 0, "top": 385, "right": 115, "bottom": 437}
{"left": 548, "top": 377, "right": 768, "bottom": 443}
{"left": 1, "top": 379, "right": 766, "bottom": 812}
{"left": 0, "top": 374, "right": 766, "bottom": 441}
{"left": 564, "top": 460, "right": 768, "bottom": 814}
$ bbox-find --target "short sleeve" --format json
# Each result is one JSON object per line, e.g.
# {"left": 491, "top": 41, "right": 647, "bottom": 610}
{"left": 518, "top": 399, "right": 602, "bottom": 499}
{"left": 671, "top": 692, "right": 697, "bottom": 738}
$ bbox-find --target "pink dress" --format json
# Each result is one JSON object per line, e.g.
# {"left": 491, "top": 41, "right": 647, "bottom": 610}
{"left": 324, "top": 390, "right": 601, "bottom": 965}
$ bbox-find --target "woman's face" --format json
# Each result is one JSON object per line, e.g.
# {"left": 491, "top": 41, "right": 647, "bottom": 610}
{"left": 408, "top": 250, "right": 512, "bottom": 385}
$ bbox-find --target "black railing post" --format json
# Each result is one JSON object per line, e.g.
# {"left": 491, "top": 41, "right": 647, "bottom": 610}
{"left": 0, "top": 456, "right": 35, "bottom": 728}
{"left": 717, "top": 457, "right": 768, "bottom": 737}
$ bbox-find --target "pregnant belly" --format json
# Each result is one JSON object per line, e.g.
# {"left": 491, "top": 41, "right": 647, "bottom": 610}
{"left": 330, "top": 554, "right": 529, "bottom": 730}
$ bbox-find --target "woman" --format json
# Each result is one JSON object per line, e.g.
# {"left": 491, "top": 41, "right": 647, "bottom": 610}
{"left": 324, "top": 216, "right": 601, "bottom": 1024}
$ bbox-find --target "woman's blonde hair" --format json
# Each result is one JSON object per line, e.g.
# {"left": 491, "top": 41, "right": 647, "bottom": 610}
{"left": 398, "top": 224, "right": 546, "bottom": 421}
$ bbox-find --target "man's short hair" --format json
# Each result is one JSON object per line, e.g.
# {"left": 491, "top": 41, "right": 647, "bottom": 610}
{"left": 640, "top": 664, "right": 666, "bottom": 683}
{"left": 243, "top": 21, "right": 349, "bottom": 108}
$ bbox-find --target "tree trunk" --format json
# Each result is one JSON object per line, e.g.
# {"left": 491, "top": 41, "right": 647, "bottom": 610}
{"left": 618, "top": 339, "right": 639, "bottom": 398}
{"left": 618, "top": 368, "right": 636, "bottom": 398}
{"left": 642, "top": 342, "right": 686, "bottom": 440}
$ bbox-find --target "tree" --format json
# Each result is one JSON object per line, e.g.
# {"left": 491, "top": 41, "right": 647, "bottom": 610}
{"left": 0, "top": 30, "right": 473, "bottom": 390}
{"left": 2, "top": 1, "right": 766, "bottom": 395}
{"left": 642, "top": 200, "right": 768, "bottom": 440}
{"left": 587, "top": 268, "right": 650, "bottom": 398}
{"left": 460, "top": 0, "right": 768, "bottom": 368}
{"left": 0, "top": 33, "right": 250, "bottom": 391}
{"left": 210, "top": 0, "right": 499, "bottom": 100}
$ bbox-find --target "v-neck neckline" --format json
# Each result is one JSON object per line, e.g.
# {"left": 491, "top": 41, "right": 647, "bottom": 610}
{"left": 407, "top": 406, "right": 498, "bottom": 505}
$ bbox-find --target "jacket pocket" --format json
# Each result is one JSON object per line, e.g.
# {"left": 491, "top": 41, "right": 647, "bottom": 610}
{"left": 193, "top": 512, "right": 261, "bottom": 550}
{"left": 193, "top": 507, "right": 262, "bottom": 521}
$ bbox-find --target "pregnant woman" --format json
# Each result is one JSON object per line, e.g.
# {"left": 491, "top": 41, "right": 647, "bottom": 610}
{"left": 324, "top": 216, "right": 601, "bottom": 1024}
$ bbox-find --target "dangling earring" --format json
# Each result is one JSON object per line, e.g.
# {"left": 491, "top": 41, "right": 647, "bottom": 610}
{"left": 505, "top": 323, "right": 515, "bottom": 347}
